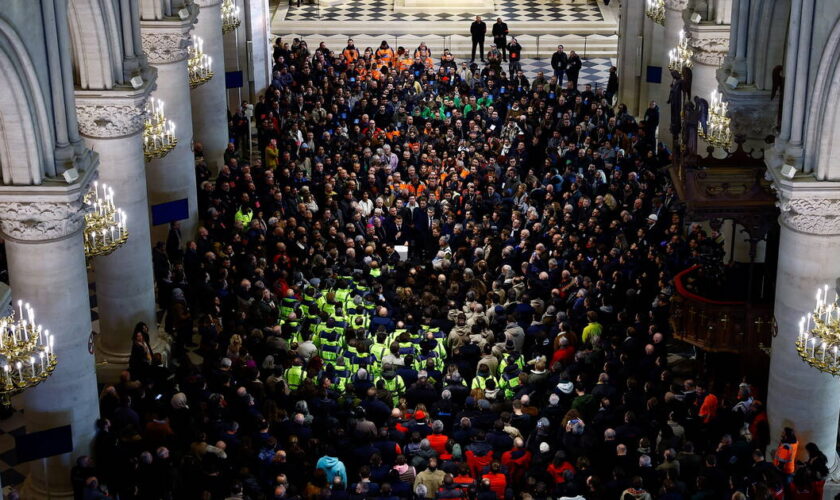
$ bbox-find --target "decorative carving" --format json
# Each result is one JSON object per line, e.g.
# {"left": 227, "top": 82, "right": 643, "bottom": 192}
{"left": 0, "top": 200, "right": 87, "bottom": 241}
{"left": 141, "top": 32, "right": 190, "bottom": 65}
{"left": 194, "top": 0, "right": 223, "bottom": 6}
{"left": 689, "top": 37, "right": 729, "bottom": 66}
{"left": 76, "top": 102, "right": 147, "bottom": 138}
{"left": 776, "top": 195, "right": 840, "bottom": 235}
{"left": 664, "top": 0, "right": 689, "bottom": 10}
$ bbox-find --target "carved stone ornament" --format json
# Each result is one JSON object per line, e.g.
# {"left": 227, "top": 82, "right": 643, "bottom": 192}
{"left": 76, "top": 101, "right": 147, "bottom": 139}
{"left": 664, "top": 0, "right": 690, "bottom": 11}
{"left": 689, "top": 36, "right": 729, "bottom": 66}
{"left": 0, "top": 200, "right": 87, "bottom": 241}
{"left": 141, "top": 31, "right": 190, "bottom": 65}
{"left": 776, "top": 195, "right": 840, "bottom": 235}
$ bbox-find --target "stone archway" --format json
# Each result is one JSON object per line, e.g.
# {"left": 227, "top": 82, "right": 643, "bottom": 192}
{"left": 0, "top": 19, "right": 54, "bottom": 184}
{"left": 805, "top": 18, "right": 840, "bottom": 180}
{"left": 68, "top": 0, "right": 124, "bottom": 89}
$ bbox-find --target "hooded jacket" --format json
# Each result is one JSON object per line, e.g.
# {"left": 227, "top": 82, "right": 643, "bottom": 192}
{"left": 316, "top": 455, "right": 348, "bottom": 486}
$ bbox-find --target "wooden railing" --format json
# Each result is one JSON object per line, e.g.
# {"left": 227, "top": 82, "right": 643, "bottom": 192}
{"left": 670, "top": 265, "right": 773, "bottom": 353}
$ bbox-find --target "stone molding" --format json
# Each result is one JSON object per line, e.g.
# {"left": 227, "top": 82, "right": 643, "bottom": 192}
{"left": 689, "top": 36, "right": 729, "bottom": 65}
{"left": 76, "top": 102, "right": 147, "bottom": 138}
{"left": 0, "top": 200, "right": 87, "bottom": 242}
{"left": 194, "top": 0, "right": 223, "bottom": 7}
{"left": 664, "top": 0, "right": 690, "bottom": 11}
{"left": 776, "top": 194, "right": 840, "bottom": 235}
{"left": 141, "top": 31, "right": 191, "bottom": 64}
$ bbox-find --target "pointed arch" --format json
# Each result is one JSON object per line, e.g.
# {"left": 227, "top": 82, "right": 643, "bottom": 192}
{"left": 0, "top": 19, "right": 54, "bottom": 185}
{"left": 68, "top": 0, "right": 122, "bottom": 89}
{"left": 807, "top": 18, "right": 840, "bottom": 180}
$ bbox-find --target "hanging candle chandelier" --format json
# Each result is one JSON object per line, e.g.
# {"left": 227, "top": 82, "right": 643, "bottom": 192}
{"left": 646, "top": 0, "right": 665, "bottom": 25}
{"left": 796, "top": 285, "right": 840, "bottom": 376}
{"left": 188, "top": 36, "right": 214, "bottom": 88}
{"left": 143, "top": 97, "right": 177, "bottom": 161}
{"left": 699, "top": 90, "right": 733, "bottom": 150}
{"left": 668, "top": 30, "right": 694, "bottom": 73}
{"left": 83, "top": 181, "right": 128, "bottom": 258}
{"left": 221, "top": 0, "right": 241, "bottom": 34}
{"left": 0, "top": 300, "right": 57, "bottom": 406}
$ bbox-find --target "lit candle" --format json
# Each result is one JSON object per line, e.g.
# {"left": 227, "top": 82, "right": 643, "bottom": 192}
{"left": 27, "top": 305, "right": 33, "bottom": 325}
{"left": 49, "top": 335, "right": 54, "bottom": 354}
{"left": 43, "top": 329, "right": 48, "bottom": 347}
{"left": 3, "top": 365, "right": 10, "bottom": 387}
{"left": 16, "top": 362, "right": 22, "bottom": 383}
{"left": 10, "top": 324, "right": 16, "bottom": 343}
{"left": 39, "top": 351, "right": 45, "bottom": 373}
{"left": 17, "top": 299, "right": 22, "bottom": 320}
{"left": 29, "top": 357, "right": 35, "bottom": 378}
{"left": 21, "top": 320, "right": 27, "bottom": 341}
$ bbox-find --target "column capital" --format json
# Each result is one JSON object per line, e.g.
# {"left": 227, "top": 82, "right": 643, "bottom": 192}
{"left": 75, "top": 66, "right": 158, "bottom": 139}
{"left": 0, "top": 165, "right": 97, "bottom": 242}
{"left": 768, "top": 165, "right": 840, "bottom": 235}
{"left": 687, "top": 23, "right": 730, "bottom": 66}
{"left": 664, "top": 0, "right": 689, "bottom": 11}
{"left": 194, "top": 0, "right": 223, "bottom": 7}
{"left": 140, "top": 6, "right": 198, "bottom": 65}
{"left": 718, "top": 84, "right": 777, "bottom": 141}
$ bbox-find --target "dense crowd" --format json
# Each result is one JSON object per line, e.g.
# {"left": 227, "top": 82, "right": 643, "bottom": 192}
{"left": 72, "top": 36, "right": 830, "bottom": 500}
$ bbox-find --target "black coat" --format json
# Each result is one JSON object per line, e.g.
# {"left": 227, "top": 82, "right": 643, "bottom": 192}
{"left": 492, "top": 21, "right": 508, "bottom": 40}
{"left": 470, "top": 20, "right": 487, "bottom": 40}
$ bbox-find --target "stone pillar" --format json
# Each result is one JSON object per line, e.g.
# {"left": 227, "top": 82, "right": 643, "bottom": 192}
{"left": 191, "top": 0, "right": 229, "bottom": 173}
{"left": 74, "top": 67, "right": 159, "bottom": 380}
{"left": 141, "top": 15, "right": 200, "bottom": 244}
{"left": 617, "top": 0, "right": 647, "bottom": 115}
{"left": 223, "top": 0, "right": 244, "bottom": 112}
{"left": 0, "top": 167, "right": 100, "bottom": 499}
{"left": 718, "top": 83, "right": 775, "bottom": 150}
{"left": 767, "top": 169, "right": 840, "bottom": 475}
{"left": 246, "top": 0, "right": 271, "bottom": 98}
{"left": 655, "top": 0, "right": 689, "bottom": 148}
{"left": 686, "top": 21, "right": 729, "bottom": 100}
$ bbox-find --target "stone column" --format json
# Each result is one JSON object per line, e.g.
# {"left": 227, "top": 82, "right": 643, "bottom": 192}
{"left": 246, "top": 0, "right": 271, "bottom": 98}
{"left": 74, "top": 66, "right": 159, "bottom": 381}
{"left": 686, "top": 21, "right": 729, "bottom": 101}
{"left": 656, "top": 0, "right": 689, "bottom": 148}
{"left": 141, "top": 15, "right": 200, "bottom": 244}
{"left": 767, "top": 168, "right": 840, "bottom": 475}
{"left": 617, "top": 0, "right": 647, "bottom": 115}
{"left": 0, "top": 167, "right": 100, "bottom": 499}
{"left": 191, "top": 0, "right": 229, "bottom": 173}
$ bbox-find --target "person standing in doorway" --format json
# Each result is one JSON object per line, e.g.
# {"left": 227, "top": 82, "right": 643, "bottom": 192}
{"left": 492, "top": 18, "right": 509, "bottom": 62}
{"left": 550, "top": 44, "right": 568, "bottom": 87}
{"left": 470, "top": 16, "right": 487, "bottom": 63}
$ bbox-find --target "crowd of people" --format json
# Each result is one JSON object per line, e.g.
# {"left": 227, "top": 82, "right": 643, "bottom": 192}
{"left": 72, "top": 34, "right": 830, "bottom": 500}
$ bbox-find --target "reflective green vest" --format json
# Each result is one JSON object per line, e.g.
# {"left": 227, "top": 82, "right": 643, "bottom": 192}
{"left": 471, "top": 374, "right": 497, "bottom": 391}
{"left": 285, "top": 365, "right": 305, "bottom": 390}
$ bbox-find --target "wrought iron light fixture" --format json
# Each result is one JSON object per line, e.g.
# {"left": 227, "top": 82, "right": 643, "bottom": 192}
{"left": 699, "top": 90, "right": 733, "bottom": 150}
{"left": 221, "top": 0, "right": 241, "bottom": 34}
{"left": 143, "top": 97, "right": 177, "bottom": 161}
{"left": 646, "top": 0, "right": 665, "bottom": 25}
{"left": 83, "top": 181, "right": 128, "bottom": 258}
{"left": 668, "top": 30, "right": 694, "bottom": 73}
{"left": 188, "top": 36, "right": 214, "bottom": 88}
{"left": 0, "top": 301, "right": 57, "bottom": 406}
{"left": 797, "top": 285, "right": 840, "bottom": 375}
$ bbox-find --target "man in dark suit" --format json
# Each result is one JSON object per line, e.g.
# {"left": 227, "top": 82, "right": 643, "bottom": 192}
{"left": 386, "top": 214, "right": 409, "bottom": 245}
{"left": 550, "top": 45, "right": 568, "bottom": 86}
{"left": 470, "top": 16, "right": 487, "bottom": 63}
{"left": 492, "top": 18, "right": 509, "bottom": 62}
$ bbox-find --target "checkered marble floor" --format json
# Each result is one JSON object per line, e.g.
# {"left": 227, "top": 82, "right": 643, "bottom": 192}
{"left": 284, "top": 0, "right": 603, "bottom": 22}
{"left": 520, "top": 57, "right": 613, "bottom": 89}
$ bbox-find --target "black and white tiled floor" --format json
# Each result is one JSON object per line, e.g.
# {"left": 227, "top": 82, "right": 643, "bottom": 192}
{"left": 284, "top": 0, "right": 603, "bottom": 22}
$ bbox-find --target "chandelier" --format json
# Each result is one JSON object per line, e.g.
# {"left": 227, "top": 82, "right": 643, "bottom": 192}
{"left": 143, "top": 97, "right": 177, "bottom": 162}
{"left": 646, "top": 0, "right": 665, "bottom": 25}
{"left": 83, "top": 181, "right": 128, "bottom": 258}
{"left": 698, "top": 90, "right": 733, "bottom": 150}
{"left": 221, "top": 0, "right": 241, "bottom": 34}
{"left": 0, "top": 300, "right": 57, "bottom": 405}
{"left": 797, "top": 285, "right": 840, "bottom": 375}
{"left": 188, "top": 36, "right": 214, "bottom": 88}
{"left": 668, "top": 30, "right": 694, "bottom": 73}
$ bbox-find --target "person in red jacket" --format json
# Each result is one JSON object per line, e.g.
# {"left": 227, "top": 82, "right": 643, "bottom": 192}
{"left": 427, "top": 420, "right": 449, "bottom": 455}
{"left": 481, "top": 461, "right": 507, "bottom": 499}
{"left": 501, "top": 437, "right": 532, "bottom": 487}
{"left": 453, "top": 463, "right": 476, "bottom": 498}
{"left": 546, "top": 450, "right": 575, "bottom": 485}
{"left": 550, "top": 336, "right": 576, "bottom": 368}
{"left": 465, "top": 432, "right": 494, "bottom": 478}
